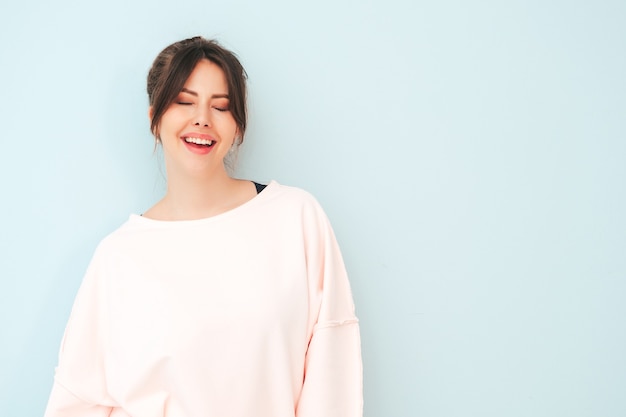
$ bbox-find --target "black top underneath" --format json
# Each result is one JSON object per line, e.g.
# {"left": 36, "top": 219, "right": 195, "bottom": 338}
{"left": 253, "top": 182, "right": 267, "bottom": 194}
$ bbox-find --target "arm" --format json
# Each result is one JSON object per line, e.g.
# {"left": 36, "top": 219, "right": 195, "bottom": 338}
{"left": 44, "top": 251, "right": 115, "bottom": 417}
{"left": 296, "top": 200, "right": 363, "bottom": 417}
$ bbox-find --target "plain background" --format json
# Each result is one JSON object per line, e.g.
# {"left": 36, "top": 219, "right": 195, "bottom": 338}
{"left": 1, "top": 0, "right": 625, "bottom": 416}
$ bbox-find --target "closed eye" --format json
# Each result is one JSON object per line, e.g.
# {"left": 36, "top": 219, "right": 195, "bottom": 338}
{"left": 213, "top": 106, "right": 229, "bottom": 112}
{"left": 177, "top": 102, "right": 193, "bottom": 105}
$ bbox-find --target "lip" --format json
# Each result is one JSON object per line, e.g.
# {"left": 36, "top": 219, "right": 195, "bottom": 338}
{"left": 180, "top": 132, "right": 217, "bottom": 155}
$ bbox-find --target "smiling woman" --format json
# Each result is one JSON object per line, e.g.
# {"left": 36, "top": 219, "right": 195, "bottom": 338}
{"left": 144, "top": 38, "right": 251, "bottom": 220}
{"left": 43, "top": 36, "right": 363, "bottom": 417}
{"left": 148, "top": 59, "right": 244, "bottom": 217}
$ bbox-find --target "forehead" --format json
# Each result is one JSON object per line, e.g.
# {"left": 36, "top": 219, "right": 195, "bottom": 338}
{"left": 183, "top": 59, "right": 228, "bottom": 92}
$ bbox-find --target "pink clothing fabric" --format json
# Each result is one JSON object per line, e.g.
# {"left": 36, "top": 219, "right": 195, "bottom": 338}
{"left": 45, "top": 182, "right": 362, "bottom": 417}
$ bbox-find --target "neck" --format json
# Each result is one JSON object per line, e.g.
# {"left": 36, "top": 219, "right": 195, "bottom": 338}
{"left": 159, "top": 167, "right": 243, "bottom": 220}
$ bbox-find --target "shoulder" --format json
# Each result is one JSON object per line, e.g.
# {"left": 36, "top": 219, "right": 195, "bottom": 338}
{"left": 263, "top": 181, "right": 321, "bottom": 206}
{"left": 260, "top": 181, "right": 328, "bottom": 216}
{"left": 257, "top": 182, "right": 335, "bottom": 235}
{"left": 86, "top": 216, "right": 145, "bottom": 263}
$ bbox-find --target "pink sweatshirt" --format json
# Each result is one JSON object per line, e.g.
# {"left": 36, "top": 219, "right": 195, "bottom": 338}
{"left": 44, "top": 181, "right": 362, "bottom": 417}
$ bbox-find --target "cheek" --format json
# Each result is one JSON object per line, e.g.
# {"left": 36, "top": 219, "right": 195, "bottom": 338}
{"left": 160, "top": 110, "right": 185, "bottom": 132}
{"left": 222, "top": 115, "right": 239, "bottom": 135}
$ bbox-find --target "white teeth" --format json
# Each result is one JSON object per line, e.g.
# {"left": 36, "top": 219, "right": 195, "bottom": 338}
{"left": 184, "top": 137, "right": 213, "bottom": 146}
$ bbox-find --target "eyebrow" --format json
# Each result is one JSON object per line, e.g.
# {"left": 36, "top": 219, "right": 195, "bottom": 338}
{"left": 180, "top": 88, "right": 229, "bottom": 99}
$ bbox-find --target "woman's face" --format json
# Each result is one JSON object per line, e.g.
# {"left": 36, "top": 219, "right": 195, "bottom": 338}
{"left": 156, "top": 59, "right": 238, "bottom": 179}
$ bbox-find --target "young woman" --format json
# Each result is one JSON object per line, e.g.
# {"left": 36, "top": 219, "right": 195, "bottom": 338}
{"left": 44, "top": 36, "right": 362, "bottom": 417}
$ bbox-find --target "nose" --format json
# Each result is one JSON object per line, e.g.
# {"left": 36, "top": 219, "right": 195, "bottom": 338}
{"left": 193, "top": 106, "right": 212, "bottom": 127}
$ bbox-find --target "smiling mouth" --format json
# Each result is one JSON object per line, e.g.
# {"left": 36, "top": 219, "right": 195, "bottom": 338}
{"left": 184, "top": 137, "right": 214, "bottom": 147}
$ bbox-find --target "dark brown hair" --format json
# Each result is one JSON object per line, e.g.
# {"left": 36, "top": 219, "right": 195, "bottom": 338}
{"left": 147, "top": 36, "right": 247, "bottom": 143}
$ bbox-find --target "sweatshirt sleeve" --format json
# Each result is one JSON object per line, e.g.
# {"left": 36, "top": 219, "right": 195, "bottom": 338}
{"left": 44, "top": 249, "right": 115, "bottom": 417}
{"left": 296, "top": 198, "right": 363, "bottom": 417}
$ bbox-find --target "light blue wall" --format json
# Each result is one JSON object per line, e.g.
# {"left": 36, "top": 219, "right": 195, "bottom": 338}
{"left": 1, "top": 0, "right": 625, "bottom": 416}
